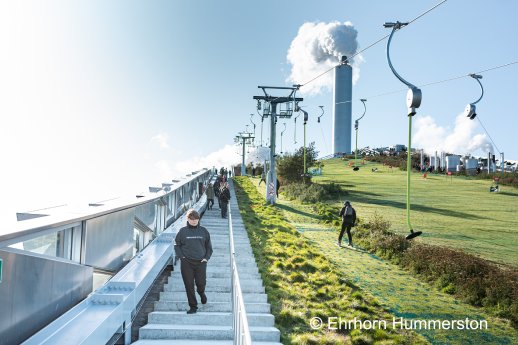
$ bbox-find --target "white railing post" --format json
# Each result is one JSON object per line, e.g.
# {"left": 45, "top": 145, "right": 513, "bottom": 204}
{"left": 227, "top": 199, "right": 252, "bottom": 345}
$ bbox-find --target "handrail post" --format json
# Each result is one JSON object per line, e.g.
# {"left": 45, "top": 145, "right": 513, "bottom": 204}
{"left": 227, "top": 187, "right": 252, "bottom": 345}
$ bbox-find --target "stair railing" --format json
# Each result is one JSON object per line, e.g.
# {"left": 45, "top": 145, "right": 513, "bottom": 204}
{"left": 227, "top": 194, "right": 253, "bottom": 344}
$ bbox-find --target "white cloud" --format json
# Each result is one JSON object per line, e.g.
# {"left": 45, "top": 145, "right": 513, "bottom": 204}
{"left": 174, "top": 145, "right": 241, "bottom": 176}
{"left": 246, "top": 146, "right": 271, "bottom": 164}
{"left": 151, "top": 132, "right": 170, "bottom": 149}
{"left": 414, "top": 113, "right": 493, "bottom": 156}
{"left": 155, "top": 160, "right": 174, "bottom": 181}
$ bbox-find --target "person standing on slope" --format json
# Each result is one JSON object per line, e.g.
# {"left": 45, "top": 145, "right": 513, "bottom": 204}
{"left": 338, "top": 201, "right": 356, "bottom": 247}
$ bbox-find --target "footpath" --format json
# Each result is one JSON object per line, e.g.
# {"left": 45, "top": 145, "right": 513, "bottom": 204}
{"left": 133, "top": 180, "right": 281, "bottom": 344}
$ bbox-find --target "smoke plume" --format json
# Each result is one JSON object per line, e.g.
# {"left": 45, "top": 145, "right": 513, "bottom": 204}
{"left": 287, "top": 21, "right": 362, "bottom": 95}
{"left": 173, "top": 145, "right": 241, "bottom": 177}
{"left": 246, "top": 146, "right": 271, "bottom": 165}
{"left": 413, "top": 113, "right": 494, "bottom": 156}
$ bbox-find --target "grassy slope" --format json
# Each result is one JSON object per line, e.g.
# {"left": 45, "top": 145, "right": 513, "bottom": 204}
{"left": 233, "top": 177, "right": 428, "bottom": 345}
{"left": 248, "top": 176, "right": 518, "bottom": 344}
{"left": 313, "top": 159, "right": 518, "bottom": 267}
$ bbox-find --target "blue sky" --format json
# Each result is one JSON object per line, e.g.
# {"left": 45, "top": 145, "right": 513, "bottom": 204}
{"left": 1, "top": 0, "right": 517, "bottom": 224}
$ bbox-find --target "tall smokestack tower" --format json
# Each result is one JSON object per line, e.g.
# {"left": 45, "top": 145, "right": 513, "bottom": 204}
{"left": 332, "top": 56, "right": 353, "bottom": 155}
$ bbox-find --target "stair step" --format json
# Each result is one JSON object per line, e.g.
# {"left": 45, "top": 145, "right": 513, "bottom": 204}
{"left": 170, "top": 271, "right": 260, "bottom": 279}
{"left": 163, "top": 282, "right": 265, "bottom": 293}
{"left": 154, "top": 301, "right": 271, "bottom": 313}
{"left": 194, "top": 256, "right": 256, "bottom": 263}
{"left": 167, "top": 277, "right": 263, "bottom": 287}
{"left": 148, "top": 311, "right": 274, "bottom": 327}
{"left": 133, "top": 340, "right": 282, "bottom": 345}
{"left": 139, "top": 324, "right": 280, "bottom": 342}
{"left": 171, "top": 266, "right": 259, "bottom": 274}
{"left": 159, "top": 291, "right": 268, "bottom": 303}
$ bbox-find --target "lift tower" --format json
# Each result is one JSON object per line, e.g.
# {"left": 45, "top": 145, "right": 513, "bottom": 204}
{"left": 253, "top": 86, "right": 303, "bottom": 204}
{"left": 234, "top": 131, "right": 254, "bottom": 176}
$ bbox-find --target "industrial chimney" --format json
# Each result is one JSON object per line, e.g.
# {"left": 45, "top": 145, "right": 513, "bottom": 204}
{"left": 332, "top": 56, "right": 353, "bottom": 155}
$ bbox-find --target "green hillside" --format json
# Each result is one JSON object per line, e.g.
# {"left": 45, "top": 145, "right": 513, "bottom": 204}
{"left": 312, "top": 158, "right": 518, "bottom": 267}
{"left": 240, "top": 166, "right": 518, "bottom": 344}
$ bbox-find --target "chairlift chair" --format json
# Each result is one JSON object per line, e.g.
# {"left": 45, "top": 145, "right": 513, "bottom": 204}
{"left": 465, "top": 74, "right": 483, "bottom": 120}
{"left": 353, "top": 99, "right": 367, "bottom": 171}
{"left": 384, "top": 20, "right": 423, "bottom": 240}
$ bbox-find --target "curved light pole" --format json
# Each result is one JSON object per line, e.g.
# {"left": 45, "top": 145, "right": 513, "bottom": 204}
{"left": 464, "top": 74, "right": 483, "bottom": 120}
{"left": 280, "top": 122, "right": 286, "bottom": 154}
{"left": 317, "top": 105, "right": 324, "bottom": 123}
{"left": 464, "top": 74, "right": 503, "bottom": 172}
{"left": 293, "top": 111, "right": 300, "bottom": 144}
{"left": 257, "top": 101, "right": 264, "bottom": 146}
{"left": 353, "top": 99, "right": 367, "bottom": 171}
{"left": 385, "top": 21, "right": 423, "bottom": 240}
{"left": 299, "top": 108, "right": 309, "bottom": 184}
{"left": 250, "top": 113, "right": 257, "bottom": 144}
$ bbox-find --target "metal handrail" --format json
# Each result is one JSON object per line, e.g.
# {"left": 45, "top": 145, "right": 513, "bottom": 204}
{"left": 227, "top": 194, "right": 252, "bottom": 345}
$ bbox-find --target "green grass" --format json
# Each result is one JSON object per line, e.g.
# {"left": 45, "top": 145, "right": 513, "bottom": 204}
{"left": 313, "top": 159, "right": 518, "bottom": 267}
{"left": 247, "top": 177, "right": 518, "bottom": 344}
{"left": 233, "top": 177, "right": 428, "bottom": 345}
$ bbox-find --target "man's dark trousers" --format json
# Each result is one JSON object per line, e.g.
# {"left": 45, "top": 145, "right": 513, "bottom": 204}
{"left": 339, "top": 222, "right": 353, "bottom": 245}
{"left": 221, "top": 202, "right": 228, "bottom": 218}
{"left": 180, "top": 258, "right": 207, "bottom": 309}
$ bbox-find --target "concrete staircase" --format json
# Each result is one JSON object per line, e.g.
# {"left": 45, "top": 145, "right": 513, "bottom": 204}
{"left": 133, "top": 181, "right": 282, "bottom": 344}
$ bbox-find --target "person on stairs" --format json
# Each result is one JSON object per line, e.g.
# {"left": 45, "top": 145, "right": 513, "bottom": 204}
{"left": 219, "top": 182, "right": 231, "bottom": 218}
{"left": 174, "top": 209, "right": 213, "bottom": 314}
{"left": 206, "top": 182, "right": 215, "bottom": 210}
{"left": 214, "top": 177, "right": 221, "bottom": 209}
{"left": 338, "top": 201, "right": 356, "bottom": 247}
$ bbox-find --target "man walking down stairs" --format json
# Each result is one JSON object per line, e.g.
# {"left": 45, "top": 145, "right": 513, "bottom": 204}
{"left": 133, "top": 180, "right": 282, "bottom": 344}
{"left": 173, "top": 209, "right": 213, "bottom": 315}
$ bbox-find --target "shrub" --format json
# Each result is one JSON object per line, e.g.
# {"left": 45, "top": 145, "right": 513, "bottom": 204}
{"left": 365, "top": 154, "right": 421, "bottom": 172}
{"left": 471, "top": 172, "right": 518, "bottom": 188}
{"left": 277, "top": 142, "right": 319, "bottom": 184}
{"left": 283, "top": 182, "right": 346, "bottom": 204}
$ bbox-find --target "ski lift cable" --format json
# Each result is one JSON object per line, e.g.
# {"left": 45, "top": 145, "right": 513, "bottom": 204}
{"left": 476, "top": 116, "right": 501, "bottom": 154}
{"left": 334, "top": 59, "right": 518, "bottom": 105}
{"left": 316, "top": 105, "right": 329, "bottom": 153}
{"left": 318, "top": 120, "right": 329, "bottom": 154}
{"left": 299, "top": 0, "right": 448, "bottom": 89}
{"left": 476, "top": 60, "right": 518, "bottom": 74}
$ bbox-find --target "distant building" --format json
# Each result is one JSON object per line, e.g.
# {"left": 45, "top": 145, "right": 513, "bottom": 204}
{"left": 391, "top": 144, "right": 406, "bottom": 152}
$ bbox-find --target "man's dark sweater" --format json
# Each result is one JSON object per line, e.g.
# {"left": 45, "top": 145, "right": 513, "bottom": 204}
{"left": 174, "top": 222, "right": 213, "bottom": 262}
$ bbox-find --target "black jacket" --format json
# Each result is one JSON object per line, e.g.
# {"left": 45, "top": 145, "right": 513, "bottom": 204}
{"left": 174, "top": 222, "right": 213, "bottom": 261}
{"left": 339, "top": 206, "right": 357, "bottom": 226}
{"left": 220, "top": 187, "right": 231, "bottom": 203}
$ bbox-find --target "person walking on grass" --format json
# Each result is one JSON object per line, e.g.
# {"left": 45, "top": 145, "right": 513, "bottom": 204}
{"left": 174, "top": 209, "right": 213, "bottom": 314}
{"left": 259, "top": 171, "right": 266, "bottom": 185}
{"left": 338, "top": 201, "right": 356, "bottom": 247}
